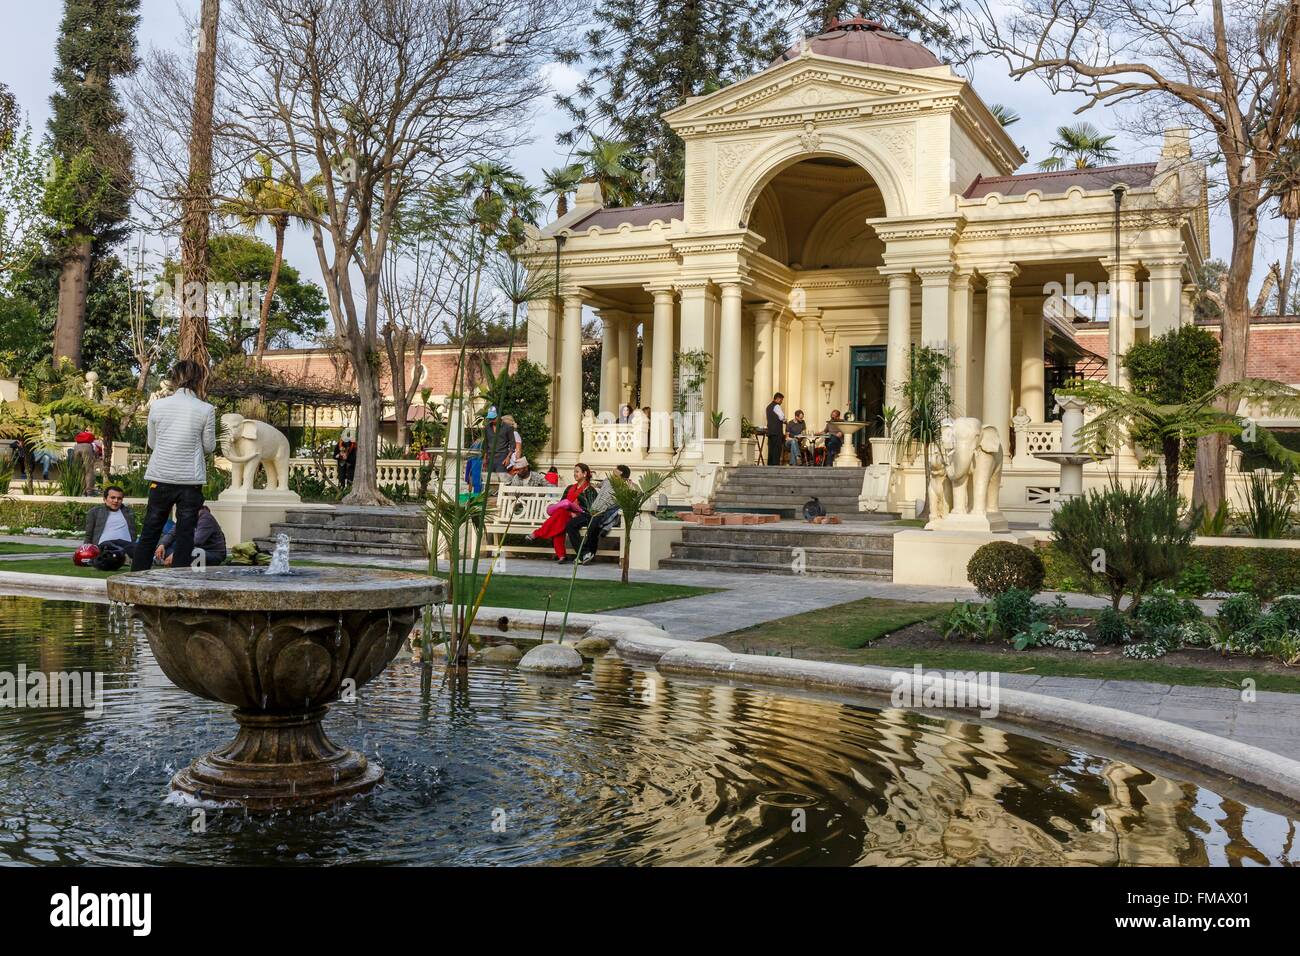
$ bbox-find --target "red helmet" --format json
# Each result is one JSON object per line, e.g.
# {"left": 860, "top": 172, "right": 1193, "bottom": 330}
{"left": 73, "top": 544, "right": 100, "bottom": 567}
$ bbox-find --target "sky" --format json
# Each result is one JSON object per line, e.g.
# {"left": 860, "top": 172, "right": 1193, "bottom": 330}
{"left": 0, "top": 0, "right": 1288, "bottom": 300}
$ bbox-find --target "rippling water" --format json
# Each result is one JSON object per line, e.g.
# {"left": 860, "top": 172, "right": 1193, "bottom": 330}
{"left": 0, "top": 595, "right": 1296, "bottom": 866}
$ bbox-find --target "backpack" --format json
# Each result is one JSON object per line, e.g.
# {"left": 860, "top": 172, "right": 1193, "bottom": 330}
{"left": 803, "top": 497, "right": 825, "bottom": 520}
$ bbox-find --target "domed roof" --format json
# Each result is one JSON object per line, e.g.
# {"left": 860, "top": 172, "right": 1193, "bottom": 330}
{"left": 775, "top": 18, "right": 942, "bottom": 71}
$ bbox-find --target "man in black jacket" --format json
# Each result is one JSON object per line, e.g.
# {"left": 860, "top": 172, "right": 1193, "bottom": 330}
{"left": 84, "top": 486, "right": 138, "bottom": 550}
{"left": 764, "top": 392, "right": 785, "bottom": 465}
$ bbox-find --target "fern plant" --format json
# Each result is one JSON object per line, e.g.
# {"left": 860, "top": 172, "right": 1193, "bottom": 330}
{"left": 1241, "top": 468, "right": 1297, "bottom": 539}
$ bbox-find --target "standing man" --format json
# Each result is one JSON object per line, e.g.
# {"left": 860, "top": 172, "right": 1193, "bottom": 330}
{"left": 764, "top": 392, "right": 785, "bottom": 466}
{"left": 132, "top": 360, "right": 217, "bottom": 571}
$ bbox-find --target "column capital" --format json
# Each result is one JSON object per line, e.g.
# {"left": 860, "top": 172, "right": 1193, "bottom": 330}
{"left": 880, "top": 269, "right": 915, "bottom": 289}
{"left": 1100, "top": 258, "right": 1138, "bottom": 279}
{"left": 718, "top": 280, "right": 748, "bottom": 299}
{"left": 916, "top": 264, "right": 955, "bottom": 284}
{"left": 559, "top": 286, "right": 591, "bottom": 303}
{"left": 981, "top": 265, "right": 1019, "bottom": 288}
{"left": 643, "top": 282, "right": 677, "bottom": 298}
{"left": 675, "top": 278, "right": 716, "bottom": 295}
{"left": 1141, "top": 258, "right": 1186, "bottom": 276}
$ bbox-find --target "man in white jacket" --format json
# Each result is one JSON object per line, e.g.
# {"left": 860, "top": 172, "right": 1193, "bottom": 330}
{"left": 132, "top": 360, "right": 218, "bottom": 571}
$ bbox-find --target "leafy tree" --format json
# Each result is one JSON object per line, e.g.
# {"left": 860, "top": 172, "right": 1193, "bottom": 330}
{"left": 891, "top": 344, "right": 952, "bottom": 519}
{"left": 1051, "top": 480, "right": 1197, "bottom": 612}
{"left": 557, "top": 4, "right": 966, "bottom": 204}
{"left": 1121, "top": 324, "right": 1221, "bottom": 473}
{"left": 1268, "top": 136, "right": 1300, "bottom": 314}
{"left": 1060, "top": 377, "right": 1300, "bottom": 498}
{"left": 477, "top": 358, "right": 552, "bottom": 462}
{"left": 1035, "top": 122, "right": 1119, "bottom": 171}
{"left": 224, "top": 154, "right": 325, "bottom": 361}
{"left": 157, "top": 233, "right": 328, "bottom": 363}
{"left": 45, "top": 0, "right": 140, "bottom": 368}
{"left": 0, "top": 125, "right": 52, "bottom": 292}
{"left": 0, "top": 82, "right": 17, "bottom": 151}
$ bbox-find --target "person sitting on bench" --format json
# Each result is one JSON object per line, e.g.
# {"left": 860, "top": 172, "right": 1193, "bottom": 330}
{"left": 567, "top": 464, "right": 630, "bottom": 565}
{"left": 504, "top": 456, "right": 551, "bottom": 487}
{"left": 786, "top": 410, "right": 807, "bottom": 465}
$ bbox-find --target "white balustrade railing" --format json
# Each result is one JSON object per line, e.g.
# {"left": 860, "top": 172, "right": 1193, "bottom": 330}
{"left": 582, "top": 420, "right": 649, "bottom": 460}
{"left": 1012, "top": 421, "right": 1061, "bottom": 468}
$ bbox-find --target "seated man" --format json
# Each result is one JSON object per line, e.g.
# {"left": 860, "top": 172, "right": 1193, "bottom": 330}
{"left": 504, "top": 456, "right": 551, "bottom": 487}
{"left": 155, "top": 505, "right": 227, "bottom": 567}
{"left": 567, "top": 464, "right": 630, "bottom": 565}
{"left": 84, "top": 486, "right": 137, "bottom": 554}
{"left": 785, "top": 410, "right": 807, "bottom": 465}
{"left": 823, "top": 410, "right": 845, "bottom": 466}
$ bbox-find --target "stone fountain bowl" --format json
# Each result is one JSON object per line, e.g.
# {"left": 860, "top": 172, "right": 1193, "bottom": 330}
{"left": 107, "top": 566, "right": 444, "bottom": 810}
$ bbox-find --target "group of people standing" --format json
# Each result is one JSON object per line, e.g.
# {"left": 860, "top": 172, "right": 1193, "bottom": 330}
{"left": 764, "top": 393, "right": 847, "bottom": 466}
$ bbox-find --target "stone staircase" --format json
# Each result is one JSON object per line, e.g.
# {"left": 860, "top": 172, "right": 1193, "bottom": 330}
{"left": 257, "top": 507, "right": 426, "bottom": 558}
{"left": 711, "top": 465, "right": 875, "bottom": 520}
{"left": 659, "top": 524, "right": 894, "bottom": 579}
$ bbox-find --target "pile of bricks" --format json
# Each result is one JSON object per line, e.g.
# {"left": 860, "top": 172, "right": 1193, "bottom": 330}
{"left": 679, "top": 503, "right": 782, "bottom": 526}
{"left": 807, "top": 515, "right": 843, "bottom": 525}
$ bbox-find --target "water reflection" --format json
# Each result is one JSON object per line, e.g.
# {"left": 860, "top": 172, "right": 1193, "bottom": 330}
{"left": 0, "top": 595, "right": 1295, "bottom": 866}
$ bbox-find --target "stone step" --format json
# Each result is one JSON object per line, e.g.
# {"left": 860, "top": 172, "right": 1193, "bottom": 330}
{"left": 268, "top": 522, "right": 425, "bottom": 547}
{"left": 721, "top": 472, "right": 864, "bottom": 485}
{"left": 668, "top": 542, "right": 891, "bottom": 571}
{"left": 727, "top": 466, "right": 866, "bottom": 476}
{"left": 255, "top": 536, "right": 425, "bottom": 557}
{"left": 679, "top": 526, "right": 895, "bottom": 549}
{"left": 656, "top": 557, "right": 890, "bottom": 580}
{"left": 712, "top": 494, "right": 863, "bottom": 511}
{"left": 282, "top": 508, "right": 424, "bottom": 531}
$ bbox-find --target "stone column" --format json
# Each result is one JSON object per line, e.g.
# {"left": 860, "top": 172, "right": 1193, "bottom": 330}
{"left": 753, "top": 303, "right": 776, "bottom": 424}
{"left": 1019, "top": 301, "right": 1045, "bottom": 421}
{"left": 1180, "top": 283, "right": 1196, "bottom": 325}
{"left": 640, "top": 315, "right": 654, "bottom": 413}
{"left": 1146, "top": 259, "right": 1184, "bottom": 338}
{"left": 918, "top": 266, "right": 953, "bottom": 349}
{"left": 884, "top": 271, "right": 913, "bottom": 412}
{"left": 598, "top": 312, "right": 621, "bottom": 418}
{"left": 717, "top": 281, "right": 745, "bottom": 444}
{"left": 1104, "top": 259, "right": 1137, "bottom": 387}
{"left": 801, "top": 310, "right": 822, "bottom": 424}
{"left": 618, "top": 316, "right": 635, "bottom": 406}
{"left": 646, "top": 286, "right": 676, "bottom": 454}
{"left": 982, "top": 267, "right": 1018, "bottom": 454}
{"left": 677, "top": 281, "right": 716, "bottom": 444}
{"left": 558, "top": 290, "right": 586, "bottom": 457}
{"left": 949, "top": 270, "right": 974, "bottom": 417}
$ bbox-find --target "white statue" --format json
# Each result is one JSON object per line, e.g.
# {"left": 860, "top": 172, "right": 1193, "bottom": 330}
{"left": 220, "top": 413, "right": 292, "bottom": 492}
{"left": 927, "top": 416, "right": 1006, "bottom": 530}
{"left": 927, "top": 455, "right": 952, "bottom": 521}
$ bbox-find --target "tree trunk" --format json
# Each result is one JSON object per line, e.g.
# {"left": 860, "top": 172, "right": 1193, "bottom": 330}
{"left": 382, "top": 325, "right": 409, "bottom": 450}
{"left": 621, "top": 527, "right": 630, "bottom": 583}
{"left": 1193, "top": 188, "right": 1258, "bottom": 515}
{"left": 342, "top": 354, "right": 391, "bottom": 507}
{"left": 1163, "top": 435, "right": 1180, "bottom": 499}
{"left": 255, "top": 221, "right": 285, "bottom": 363}
{"left": 52, "top": 239, "right": 91, "bottom": 368}
{"left": 179, "top": 0, "right": 220, "bottom": 369}
{"left": 1283, "top": 218, "right": 1296, "bottom": 316}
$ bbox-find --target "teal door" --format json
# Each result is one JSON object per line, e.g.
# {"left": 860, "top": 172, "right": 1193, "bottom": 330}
{"left": 849, "top": 346, "right": 887, "bottom": 463}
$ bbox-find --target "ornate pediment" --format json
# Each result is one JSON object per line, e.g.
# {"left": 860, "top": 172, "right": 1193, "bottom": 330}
{"left": 665, "top": 54, "right": 961, "bottom": 134}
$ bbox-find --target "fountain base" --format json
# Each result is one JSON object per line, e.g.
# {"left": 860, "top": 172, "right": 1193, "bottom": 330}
{"left": 174, "top": 706, "right": 383, "bottom": 810}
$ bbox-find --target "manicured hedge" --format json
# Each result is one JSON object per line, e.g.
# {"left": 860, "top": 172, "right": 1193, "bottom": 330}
{"left": 0, "top": 499, "right": 90, "bottom": 534}
{"left": 1039, "top": 540, "right": 1300, "bottom": 598}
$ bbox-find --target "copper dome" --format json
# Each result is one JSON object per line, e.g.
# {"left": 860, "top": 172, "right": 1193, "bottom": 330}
{"left": 775, "top": 18, "right": 942, "bottom": 71}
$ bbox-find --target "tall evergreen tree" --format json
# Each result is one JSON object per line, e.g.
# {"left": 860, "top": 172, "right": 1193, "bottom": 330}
{"left": 556, "top": 2, "right": 966, "bottom": 205}
{"left": 45, "top": 0, "right": 140, "bottom": 369}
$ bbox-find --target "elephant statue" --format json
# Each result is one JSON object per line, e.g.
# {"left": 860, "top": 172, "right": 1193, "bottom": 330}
{"left": 927, "top": 455, "right": 952, "bottom": 521}
{"left": 220, "top": 414, "right": 292, "bottom": 493}
{"left": 935, "top": 417, "right": 1005, "bottom": 521}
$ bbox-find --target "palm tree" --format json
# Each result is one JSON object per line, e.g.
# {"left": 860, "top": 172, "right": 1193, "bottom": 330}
{"left": 226, "top": 154, "right": 324, "bottom": 362}
{"left": 542, "top": 164, "right": 584, "bottom": 217}
{"left": 1268, "top": 136, "right": 1300, "bottom": 315}
{"left": 1059, "top": 378, "right": 1300, "bottom": 497}
{"left": 1036, "top": 122, "right": 1120, "bottom": 172}
{"left": 574, "top": 136, "right": 640, "bottom": 207}
{"left": 609, "top": 466, "right": 681, "bottom": 583}
{"left": 891, "top": 345, "right": 952, "bottom": 521}
{"left": 989, "top": 103, "right": 1020, "bottom": 127}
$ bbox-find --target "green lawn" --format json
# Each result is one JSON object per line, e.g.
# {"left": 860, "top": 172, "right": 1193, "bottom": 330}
{"left": 0, "top": 557, "right": 719, "bottom": 611}
{"left": 718, "top": 597, "right": 1300, "bottom": 694}
{"left": 0, "top": 542, "right": 78, "bottom": 555}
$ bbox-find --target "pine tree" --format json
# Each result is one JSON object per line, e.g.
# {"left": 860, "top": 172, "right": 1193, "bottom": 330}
{"left": 556, "top": 2, "right": 966, "bottom": 205}
{"left": 46, "top": 0, "right": 140, "bottom": 369}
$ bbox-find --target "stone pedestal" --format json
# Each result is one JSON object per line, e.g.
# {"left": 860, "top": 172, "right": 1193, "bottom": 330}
{"left": 210, "top": 487, "right": 305, "bottom": 545}
{"left": 925, "top": 509, "right": 1010, "bottom": 533}
{"left": 893, "top": 529, "right": 1037, "bottom": 588}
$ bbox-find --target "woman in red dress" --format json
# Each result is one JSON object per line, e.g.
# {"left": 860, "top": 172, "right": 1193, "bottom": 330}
{"left": 528, "top": 463, "right": 595, "bottom": 562}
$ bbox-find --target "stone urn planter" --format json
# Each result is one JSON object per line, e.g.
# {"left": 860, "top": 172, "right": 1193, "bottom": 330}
{"left": 107, "top": 566, "right": 444, "bottom": 810}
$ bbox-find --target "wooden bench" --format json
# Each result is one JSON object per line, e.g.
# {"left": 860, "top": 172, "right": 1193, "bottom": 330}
{"left": 482, "top": 485, "right": 623, "bottom": 559}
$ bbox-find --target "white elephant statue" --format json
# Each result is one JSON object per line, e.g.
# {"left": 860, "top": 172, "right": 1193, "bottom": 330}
{"left": 929, "top": 417, "right": 1005, "bottom": 529}
{"left": 220, "top": 413, "right": 291, "bottom": 493}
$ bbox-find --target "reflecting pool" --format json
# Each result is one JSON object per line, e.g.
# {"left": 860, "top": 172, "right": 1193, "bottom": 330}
{"left": 0, "top": 595, "right": 1295, "bottom": 865}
